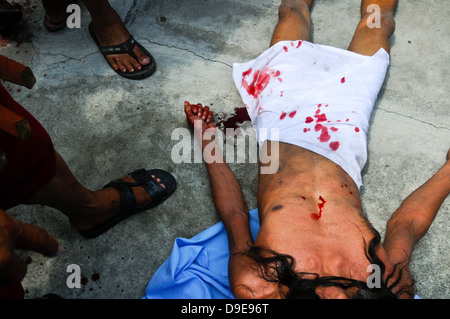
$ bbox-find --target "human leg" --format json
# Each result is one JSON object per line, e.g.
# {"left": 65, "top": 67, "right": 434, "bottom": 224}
{"left": 270, "top": 0, "right": 314, "bottom": 47}
{"left": 41, "top": 0, "right": 70, "bottom": 31}
{"left": 347, "top": 0, "right": 397, "bottom": 55}
{"left": 24, "top": 151, "right": 173, "bottom": 237}
{"left": 82, "top": 0, "right": 153, "bottom": 76}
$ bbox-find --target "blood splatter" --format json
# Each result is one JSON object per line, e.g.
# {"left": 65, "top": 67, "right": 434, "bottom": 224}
{"left": 341, "top": 77, "right": 346, "bottom": 83}
{"left": 314, "top": 112, "right": 327, "bottom": 123}
{"left": 311, "top": 196, "right": 326, "bottom": 220}
{"left": 91, "top": 273, "right": 100, "bottom": 282}
{"left": 242, "top": 67, "right": 282, "bottom": 99}
{"left": 242, "top": 69, "right": 252, "bottom": 78}
{"left": 216, "top": 107, "right": 251, "bottom": 131}
{"left": 289, "top": 111, "right": 297, "bottom": 118}
{"left": 315, "top": 123, "right": 323, "bottom": 131}
{"left": 296, "top": 41, "right": 302, "bottom": 48}
{"left": 304, "top": 105, "right": 340, "bottom": 151}
{"left": 329, "top": 140, "right": 340, "bottom": 151}
{"left": 355, "top": 127, "right": 360, "bottom": 132}
{"left": 319, "top": 127, "right": 331, "bottom": 143}
{"left": 280, "top": 112, "right": 287, "bottom": 120}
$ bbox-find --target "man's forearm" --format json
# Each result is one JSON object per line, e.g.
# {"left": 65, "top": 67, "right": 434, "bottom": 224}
{"left": 388, "top": 160, "right": 450, "bottom": 242}
{"left": 202, "top": 139, "right": 249, "bottom": 222}
{"left": 202, "top": 139, "right": 253, "bottom": 251}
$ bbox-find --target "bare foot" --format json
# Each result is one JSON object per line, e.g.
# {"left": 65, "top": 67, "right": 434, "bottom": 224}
{"left": 90, "top": 20, "right": 151, "bottom": 74}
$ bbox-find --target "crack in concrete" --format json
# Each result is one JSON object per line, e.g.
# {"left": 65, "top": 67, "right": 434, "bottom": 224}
{"left": 375, "top": 106, "right": 450, "bottom": 131}
{"left": 123, "top": 0, "right": 138, "bottom": 26}
{"left": 138, "top": 37, "right": 233, "bottom": 68}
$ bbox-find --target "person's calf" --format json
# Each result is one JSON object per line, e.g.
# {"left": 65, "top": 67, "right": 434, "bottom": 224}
{"left": 358, "top": 9, "right": 396, "bottom": 40}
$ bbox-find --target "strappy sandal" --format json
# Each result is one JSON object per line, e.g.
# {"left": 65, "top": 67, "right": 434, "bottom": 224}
{"left": 79, "top": 169, "right": 176, "bottom": 239}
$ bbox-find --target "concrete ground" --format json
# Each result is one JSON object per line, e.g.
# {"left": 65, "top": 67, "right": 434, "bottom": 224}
{"left": 1, "top": 0, "right": 448, "bottom": 299}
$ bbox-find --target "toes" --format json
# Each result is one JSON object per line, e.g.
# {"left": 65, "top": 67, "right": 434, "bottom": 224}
{"left": 107, "top": 56, "right": 120, "bottom": 71}
{"left": 108, "top": 55, "right": 141, "bottom": 73}
{"left": 131, "top": 58, "right": 142, "bottom": 71}
{"left": 134, "top": 46, "right": 151, "bottom": 66}
{"left": 151, "top": 175, "right": 166, "bottom": 189}
{"left": 114, "top": 57, "right": 128, "bottom": 73}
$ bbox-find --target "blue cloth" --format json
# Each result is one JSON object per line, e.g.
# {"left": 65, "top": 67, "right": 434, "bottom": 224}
{"left": 143, "top": 208, "right": 421, "bottom": 299}
{"left": 143, "top": 209, "right": 260, "bottom": 299}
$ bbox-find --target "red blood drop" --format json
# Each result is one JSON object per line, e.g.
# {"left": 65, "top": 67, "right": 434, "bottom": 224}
{"left": 329, "top": 141, "right": 340, "bottom": 151}
{"left": 319, "top": 127, "right": 331, "bottom": 143}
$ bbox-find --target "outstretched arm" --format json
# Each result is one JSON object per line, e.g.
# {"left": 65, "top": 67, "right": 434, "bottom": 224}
{"left": 184, "top": 102, "right": 254, "bottom": 255}
{"left": 384, "top": 150, "right": 450, "bottom": 266}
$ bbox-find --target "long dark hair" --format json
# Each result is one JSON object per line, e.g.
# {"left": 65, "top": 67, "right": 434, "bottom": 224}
{"left": 244, "top": 229, "right": 415, "bottom": 299}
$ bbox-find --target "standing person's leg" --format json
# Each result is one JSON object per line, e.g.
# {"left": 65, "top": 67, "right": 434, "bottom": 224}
{"left": 82, "top": 0, "right": 153, "bottom": 75}
{"left": 270, "top": 0, "right": 314, "bottom": 47}
{"left": 347, "top": 0, "right": 397, "bottom": 55}
{"left": 41, "top": 0, "right": 156, "bottom": 79}
{"left": 41, "top": 0, "right": 69, "bottom": 31}
{"left": 24, "top": 152, "right": 176, "bottom": 238}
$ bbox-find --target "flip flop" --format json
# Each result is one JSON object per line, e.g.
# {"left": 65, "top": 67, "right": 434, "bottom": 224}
{"left": 79, "top": 168, "right": 176, "bottom": 239}
{"left": 88, "top": 22, "right": 156, "bottom": 80}
{"left": 0, "top": 3, "right": 23, "bottom": 30}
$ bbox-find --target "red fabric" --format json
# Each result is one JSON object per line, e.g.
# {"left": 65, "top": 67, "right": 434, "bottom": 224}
{"left": 0, "top": 83, "right": 56, "bottom": 210}
{"left": 0, "top": 283, "right": 25, "bottom": 299}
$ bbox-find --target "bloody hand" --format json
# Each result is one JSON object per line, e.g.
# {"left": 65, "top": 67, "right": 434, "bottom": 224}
{"left": 184, "top": 101, "right": 215, "bottom": 135}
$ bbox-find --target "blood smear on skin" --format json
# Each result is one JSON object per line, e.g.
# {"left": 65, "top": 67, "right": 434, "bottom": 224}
{"left": 311, "top": 196, "right": 326, "bottom": 220}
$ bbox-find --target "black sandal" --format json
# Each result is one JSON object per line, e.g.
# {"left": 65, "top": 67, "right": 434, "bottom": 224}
{"left": 79, "top": 169, "right": 176, "bottom": 239}
{"left": 88, "top": 22, "right": 156, "bottom": 80}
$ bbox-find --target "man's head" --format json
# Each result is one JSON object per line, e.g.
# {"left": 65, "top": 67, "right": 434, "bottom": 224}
{"left": 244, "top": 229, "right": 415, "bottom": 299}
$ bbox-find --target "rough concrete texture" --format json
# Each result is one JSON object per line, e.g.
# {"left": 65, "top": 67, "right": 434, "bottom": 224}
{"left": 0, "top": 0, "right": 448, "bottom": 299}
